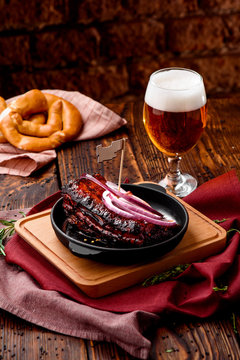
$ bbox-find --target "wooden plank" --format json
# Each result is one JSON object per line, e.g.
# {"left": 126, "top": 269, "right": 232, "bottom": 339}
{"left": 0, "top": 162, "right": 59, "bottom": 210}
{"left": 0, "top": 309, "right": 89, "bottom": 359}
{"left": 150, "top": 313, "right": 240, "bottom": 359}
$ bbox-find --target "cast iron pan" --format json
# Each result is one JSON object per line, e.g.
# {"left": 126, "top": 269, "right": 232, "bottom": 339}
{"left": 50, "top": 183, "right": 189, "bottom": 264}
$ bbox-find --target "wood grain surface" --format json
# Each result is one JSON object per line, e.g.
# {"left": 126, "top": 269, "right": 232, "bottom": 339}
{"left": 0, "top": 96, "right": 239, "bottom": 359}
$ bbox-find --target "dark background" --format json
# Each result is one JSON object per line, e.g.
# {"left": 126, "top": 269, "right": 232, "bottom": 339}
{"left": 0, "top": 0, "right": 240, "bottom": 104}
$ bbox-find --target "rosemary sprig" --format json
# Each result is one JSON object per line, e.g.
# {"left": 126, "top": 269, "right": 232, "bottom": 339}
{"left": 142, "top": 220, "right": 240, "bottom": 288}
{"left": 213, "top": 219, "right": 240, "bottom": 243}
{"left": 232, "top": 313, "right": 238, "bottom": 334}
{"left": 0, "top": 220, "right": 16, "bottom": 256}
{"left": 227, "top": 229, "right": 240, "bottom": 235}
{"left": 142, "top": 263, "right": 190, "bottom": 287}
{"left": 0, "top": 212, "right": 26, "bottom": 256}
{"left": 213, "top": 218, "right": 227, "bottom": 224}
{"left": 213, "top": 286, "right": 228, "bottom": 292}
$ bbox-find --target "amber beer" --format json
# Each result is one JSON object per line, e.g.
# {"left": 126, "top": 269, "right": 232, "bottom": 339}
{"left": 143, "top": 68, "right": 207, "bottom": 157}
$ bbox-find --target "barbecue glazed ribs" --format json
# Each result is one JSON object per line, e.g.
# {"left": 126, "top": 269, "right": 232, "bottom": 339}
{"left": 61, "top": 174, "right": 179, "bottom": 248}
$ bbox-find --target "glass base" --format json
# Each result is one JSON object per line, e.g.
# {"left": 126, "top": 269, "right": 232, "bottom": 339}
{"left": 159, "top": 173, "right": 197, "bottom": 197}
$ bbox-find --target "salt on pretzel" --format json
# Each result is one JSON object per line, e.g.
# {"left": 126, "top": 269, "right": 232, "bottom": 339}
{"left": 0, "top": 97, "right": 7, "bottom": 143}
{"left": 0, "top": 89, "right": 83, "bottom": 152}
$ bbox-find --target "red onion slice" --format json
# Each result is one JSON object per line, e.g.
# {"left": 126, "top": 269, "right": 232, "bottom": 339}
{"left": 103, "top": 191, "right": 176, "bottom": 226}
{"left": 102, "top": 191, "right": 136, "bottom": 219}
{"left": 80, "top": 173, "right": 163, "bottom": 217}
{"left": 107, "top": 192, "right": 162, "bottom": 219}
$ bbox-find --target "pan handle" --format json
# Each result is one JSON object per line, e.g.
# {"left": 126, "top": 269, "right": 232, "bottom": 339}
{"left": 69, "top": 241, "right": 102, "bottom": 257}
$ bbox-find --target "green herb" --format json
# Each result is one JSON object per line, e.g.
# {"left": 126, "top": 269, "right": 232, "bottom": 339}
{"left": 0, "top": 212, "right": 25, "bottom": 256}
{"left": 213, "top": 218, "right": 227, "bottom": 224}
{"left": 141, "top": 225, "right": 240, "bottom": 288}
{"left": 232, "top": 313, "right": 238, "bottom": 334}
{"left": 227, "top": 229, "right": 240, "bottom": 236}
{"left": 142, "top": 264, "right": 190, "bottom": 287}
{"left": 213, "top": 286, "right": 228, "bottom": 292}
{"left": 18, "top": 211, "right": 26, "bottom": 218}
{"left": 214, "top": 219, "right": 240, "bottom": 244}
{"left": 213, "top": 219, "right": 240, "bottom": 237}
{"left": 226, "top": 228, "right": 240, "bottom": 245}
{"left": 165, "top": 349, "right": 174, "bottom": 353}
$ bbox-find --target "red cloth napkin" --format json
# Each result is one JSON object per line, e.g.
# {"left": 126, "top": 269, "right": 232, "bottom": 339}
{"left": 3, "top": 170, "right": 240, "bottom": 359}
{"left": 0, "top": 90, "right": 127, "bottom": 176}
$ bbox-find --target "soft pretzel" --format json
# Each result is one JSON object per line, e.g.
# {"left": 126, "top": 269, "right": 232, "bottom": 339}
{"left": 17, "top": 100, "right": 63, "bottom": 137}
{"left": 0, "top": 111, "right": 46, "bottom": 143}
{"left": 8, "top": 89, "right": 48, "bottom": 117}
{"left": 0, "top": 96, "right": 7, "bottom": 113}
{"left": 0, "top": 89, "right": 83, "bottom": 152}
{"left": 0, "top": 97, "right": 7, "bottom": 143}
{"left": 28, "top": 113, "right": 46, "bottom": 124}
{"left": 0, "top": 89, "right": 48, "bottom": 143}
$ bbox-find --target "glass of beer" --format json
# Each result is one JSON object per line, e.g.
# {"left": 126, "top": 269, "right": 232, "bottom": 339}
{"left": 143, "top": 67, "right": 207, "bottom": 197}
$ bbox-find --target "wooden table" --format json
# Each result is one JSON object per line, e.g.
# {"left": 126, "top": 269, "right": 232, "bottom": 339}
{"left": 0, "top": 97, "right": 239, "bottom": 359}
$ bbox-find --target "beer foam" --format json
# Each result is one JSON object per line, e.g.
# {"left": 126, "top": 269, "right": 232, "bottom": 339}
{"left": 145, "top": 69, "right": 207, "bottom": 112}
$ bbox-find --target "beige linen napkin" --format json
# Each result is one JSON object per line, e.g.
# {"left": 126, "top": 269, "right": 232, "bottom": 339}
{"left": 0, "top": 90, "right": 127, "bottom": 176}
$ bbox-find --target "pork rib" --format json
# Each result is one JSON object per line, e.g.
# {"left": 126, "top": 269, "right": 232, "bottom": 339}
{"left": 61, "top": 174, "right": 179, "bottom": 248}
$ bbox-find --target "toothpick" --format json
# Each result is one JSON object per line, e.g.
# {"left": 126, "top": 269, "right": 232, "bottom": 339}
{"left": 118, "top": 138, "right": 126, "bottom": 191}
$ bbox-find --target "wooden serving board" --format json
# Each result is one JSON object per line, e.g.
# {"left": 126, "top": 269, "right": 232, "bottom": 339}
{"left": 15, "top": 196, "right": 226, "bottom": 298}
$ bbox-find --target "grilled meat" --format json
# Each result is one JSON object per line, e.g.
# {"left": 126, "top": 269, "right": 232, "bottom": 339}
{"left": 61, "top": 174, "right": 179, "bottom": 248}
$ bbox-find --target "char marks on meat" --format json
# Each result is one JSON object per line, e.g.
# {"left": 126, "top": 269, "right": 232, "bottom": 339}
{"left": 62, "top": 174, "right": 179, "bottom": 248}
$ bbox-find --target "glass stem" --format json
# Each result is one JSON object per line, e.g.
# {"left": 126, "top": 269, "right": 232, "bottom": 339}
{"left": 166, "top": 156, "right": 182, "bottom": 190}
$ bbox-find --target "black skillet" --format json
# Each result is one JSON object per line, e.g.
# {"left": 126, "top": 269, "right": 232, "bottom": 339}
{"left": 50, "top": 183, "right": 189, "bottom": 264}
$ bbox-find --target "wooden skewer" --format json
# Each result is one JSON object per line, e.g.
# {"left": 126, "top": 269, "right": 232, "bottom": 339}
{"left": 118, "top": 138, "right": 126, "bottom": 191}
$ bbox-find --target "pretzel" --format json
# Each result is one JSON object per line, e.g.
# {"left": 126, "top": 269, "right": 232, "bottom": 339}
{"left": 17, "top": 100, "right": 63, "bottom": 137}
{"left": 0, "top": 89, "right": 48, "bottom": 143}
{"left": 0, "top": 97, "right": 7, "bottom": 143}
{"left": 28, "top": 113, "right": 46, "bottom": 124}
{"left": 9, "top": 89, "right": 48, "bottom": 117}
{"left": 0, "top": 89, "right": 83, "bottom": 152}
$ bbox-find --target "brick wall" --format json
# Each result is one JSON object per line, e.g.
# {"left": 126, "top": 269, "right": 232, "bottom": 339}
{"left": 0, "top": 0, "right": 240, "bottom": 104}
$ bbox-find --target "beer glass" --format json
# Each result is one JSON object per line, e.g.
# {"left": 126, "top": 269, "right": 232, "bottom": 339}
{"left": 143, "top": 67, "right": 207, "bottom": 197}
